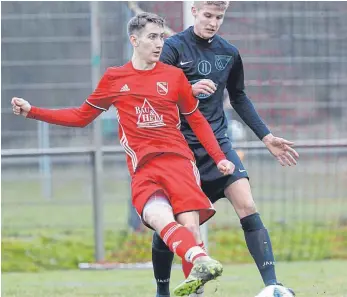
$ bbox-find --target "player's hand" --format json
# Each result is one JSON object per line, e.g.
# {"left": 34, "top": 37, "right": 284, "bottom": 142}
{"left": 217, "top": 159, "right": 235, "bottom": 175}
{"left": 262, "top": 134, "right": 299, "bottom": 166}
{"left": 11, "top": 97, "right": 31, "bottom": 117}
{"left": 192, "top": 79, "right": 217, "bottom": 97}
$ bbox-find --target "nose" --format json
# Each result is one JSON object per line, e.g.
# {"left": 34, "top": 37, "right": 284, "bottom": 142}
{"left": 155, "top": 40, "right": 164, "bottom": 49}
{"left": 209, "top": 19, "right": 217, "bottom": 28}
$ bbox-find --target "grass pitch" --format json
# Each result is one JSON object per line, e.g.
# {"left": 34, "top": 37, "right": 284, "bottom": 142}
{"left": 2, "top": 260, "right": 347, "bottom": 297}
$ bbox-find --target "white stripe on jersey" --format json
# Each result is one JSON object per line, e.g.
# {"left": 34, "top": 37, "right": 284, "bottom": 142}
{"left": 85, "top": 100, "right": 108, "bottom": 112}
{"left": 190, "top": 160, "right": 201, "bottom": 187}
{"left": 114, "top": 107, "right": 138, "bottom": 172}
{"left": 181, "top": 100, "right": 199, "bottom": 116}
{"left": 176, "top": 105, "right": 181, "bottom": 129}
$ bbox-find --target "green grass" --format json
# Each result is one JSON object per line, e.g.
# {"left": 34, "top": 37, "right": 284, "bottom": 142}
{"left": 2, "top": 261, "right": 347, "bottom": 297}
{"left": 2, "top": 176, "right": 346, "bottom": 236}
{"left": 2, "top": 166, "right": 347, "bottom": 273}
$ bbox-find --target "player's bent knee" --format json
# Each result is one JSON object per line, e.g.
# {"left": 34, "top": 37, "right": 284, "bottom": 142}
{"left": 235, "top": 199, "right": 257, "bottom": 219}
{"left": 152, "top": 231, "right": 171, "bottom": 252}
{"left": 243, "top": 200, "right": 257, "bottom": 215}
{"left": 143, "top": 192, "right": 174, "bottom": 230}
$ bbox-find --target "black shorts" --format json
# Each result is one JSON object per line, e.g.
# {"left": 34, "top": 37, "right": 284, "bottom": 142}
{"left": 190, "top": 141, "right": 249, "bottom": 204}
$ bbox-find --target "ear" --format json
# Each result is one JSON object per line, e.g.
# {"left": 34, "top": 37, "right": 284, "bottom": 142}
{"left": 191, "top": 5, "right": 198, "bottom": 17}
{"left": 129, "top": 35, "right": 139, "bottom": 47}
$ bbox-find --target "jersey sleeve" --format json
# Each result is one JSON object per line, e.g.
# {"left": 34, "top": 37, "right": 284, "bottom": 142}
{"left": 26, "top": 69, "right": 114, "bottom": 127}
{"left": 160, "top": 38, "right": 179, "bottom": 66}
{"left": 226, "top": 52, "right": 271, "bottom": 140}
{"left": 177, "top": 71, "right": 199, "bottom": 115}
{"left": 85, "top": 69, "right": 114, "bottom": 111}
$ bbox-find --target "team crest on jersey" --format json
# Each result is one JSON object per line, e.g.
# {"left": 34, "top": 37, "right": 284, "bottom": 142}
{"left": 215, "top": 55, "right": 232, "bottom": 71}
{"left": 135, "top": 98, "right": 166, "bottom": 128}
{"left": 157, "top": 82, "right": 168, "bottom": 95}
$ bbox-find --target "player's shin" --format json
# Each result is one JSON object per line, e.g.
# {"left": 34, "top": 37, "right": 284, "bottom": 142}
{"left": 240, "top": 212, "right": 277, "bottom": 286}
{"left": 152, "top": 232, "right": 174, "bottom": 297}
{"left": 160, "top": 222, "right": 207, "bottom": 262}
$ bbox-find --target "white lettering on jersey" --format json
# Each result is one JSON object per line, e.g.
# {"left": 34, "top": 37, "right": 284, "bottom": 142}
{"left": 135, "top": 99, "right": 166, "bottom": 128}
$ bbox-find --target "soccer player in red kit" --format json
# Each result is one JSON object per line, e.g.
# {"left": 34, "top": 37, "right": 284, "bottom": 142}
{"left": 11, "top": 12, "right": 235, "bottom": 296}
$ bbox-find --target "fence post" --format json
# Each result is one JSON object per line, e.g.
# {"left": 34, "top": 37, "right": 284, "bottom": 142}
{"left": 38, "top": 121, "right": 52, "bottom": 200}
{"left": 90, "top": 1, "right": 104, "bottom": 262}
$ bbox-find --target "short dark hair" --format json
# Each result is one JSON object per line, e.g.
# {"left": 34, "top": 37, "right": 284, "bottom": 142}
{"left": 127, "top": 12, "right": 165, "bottom": 36}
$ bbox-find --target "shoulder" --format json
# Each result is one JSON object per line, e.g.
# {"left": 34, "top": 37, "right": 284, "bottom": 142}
{"left": 157, "top": 61, "right": 184, "bottom": 76}
{"left": 214, "top": 35, "right": 240, "bottom": 56}
{"left": 104, "top": 63, "right": 132, "bottom": 80}
{"left": 157, "top": 62, "right": 186, "bottom": 83}
{"left": 164, "top": 29, "right": 189, "bottom": 49}
{"left": 105, "top": 64, "right": 128, "bottom": 74}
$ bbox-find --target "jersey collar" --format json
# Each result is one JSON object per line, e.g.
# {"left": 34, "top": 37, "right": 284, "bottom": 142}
{"left": 188, "top": 26, "right": 214, "bottom": 45}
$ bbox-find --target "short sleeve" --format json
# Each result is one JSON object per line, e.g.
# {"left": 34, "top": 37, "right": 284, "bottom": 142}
{"left": 177, "top": 71, "right": 199, "bottom": 115}
{"left": 85, "top": 69, "right": 113, "bottom": 111}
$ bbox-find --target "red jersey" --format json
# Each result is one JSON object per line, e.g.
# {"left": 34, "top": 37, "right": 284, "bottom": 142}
{"left": 28, "top": 61, "right": 225, "bottom": 174}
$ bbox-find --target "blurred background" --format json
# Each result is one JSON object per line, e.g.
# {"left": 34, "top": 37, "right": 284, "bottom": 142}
{"left": 1, "top": 1, "right": 347, "bottom": 274}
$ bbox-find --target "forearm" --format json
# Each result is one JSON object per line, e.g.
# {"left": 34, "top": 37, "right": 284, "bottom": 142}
{"left": 231, "top": 94, "right": 271, "bottom": 140}
{"left": 185, "top": 110, "right": 226, "bottom": 164}
{"left": 27, "top": 102, "right": 102, "bottom": 127}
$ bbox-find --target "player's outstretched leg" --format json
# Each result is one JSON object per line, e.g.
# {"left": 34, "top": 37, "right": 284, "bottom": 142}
{"left": 157, "top": 222, "right": 222, "bottom": 297}
{"left": 152, "top": 232, "right": 174, "bottom": 297}
{"left": 144, "top": 198, "right": 223, "bottom": 297}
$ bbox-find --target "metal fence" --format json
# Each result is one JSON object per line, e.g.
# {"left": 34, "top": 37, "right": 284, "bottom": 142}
{"left": 1, "top": 1, "right": 347, "bottom": 263}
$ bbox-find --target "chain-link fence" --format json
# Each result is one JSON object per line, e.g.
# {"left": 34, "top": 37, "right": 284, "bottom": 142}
{"left": 2, "top": 2, "right": 347, "bottom": 266}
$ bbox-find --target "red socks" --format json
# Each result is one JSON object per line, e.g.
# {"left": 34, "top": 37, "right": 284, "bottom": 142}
{"left": 160, "top": 222, "right": 207, "bottom": 263}
{"left": 182, "top": 242, "right": 206, "bottom": 278}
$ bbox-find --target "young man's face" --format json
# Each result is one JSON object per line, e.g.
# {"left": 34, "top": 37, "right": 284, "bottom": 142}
{"left": 192, "top": 4, "right": 227, "bottom": 39}
{"left": 131, "top": 23, "right": 165, "bottom": 63}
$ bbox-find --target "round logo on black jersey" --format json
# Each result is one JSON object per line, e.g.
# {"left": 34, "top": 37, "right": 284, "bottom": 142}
{"left": 189, "top": 79, "right": 218, "bottom": 100}
{"left": 198, "top": 60, "right": 212, "bottom": 75}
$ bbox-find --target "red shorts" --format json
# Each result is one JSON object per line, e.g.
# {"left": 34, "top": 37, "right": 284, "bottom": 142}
{"left": 132, "top": 153, "right": 215, "bottom": 226}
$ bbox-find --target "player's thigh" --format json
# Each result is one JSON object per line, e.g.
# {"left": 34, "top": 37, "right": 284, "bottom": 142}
{"left": 131, "top": 167, "right": 164, "bottom": 222}
{"left": 157, "top": 154, "right": 215, "bottom": 225}
{"left": 224, "top": 178, "right": 257, "bottom": 218}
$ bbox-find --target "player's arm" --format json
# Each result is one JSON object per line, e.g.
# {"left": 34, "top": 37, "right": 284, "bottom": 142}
{"left": 226, "top": 53, "right": 299, "bottom": 166}
{"left": 178, "top": 72, "right": 235, "bottom": 175}
{"left": 11, "top": 71, "right": 113, "bottom": 128}
{"left": 160, "top": 38, "right": 179, "bottom": 65}
{"left": 226, "top": 52, "right": 271, "bottom": 140}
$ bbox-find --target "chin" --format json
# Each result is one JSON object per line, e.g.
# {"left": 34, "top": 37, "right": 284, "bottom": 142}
{"left": 151, "top": 56, "right": 160, "bottom": 63}
{"left": 205, "top": 31, "right": 216, "bottom": 38}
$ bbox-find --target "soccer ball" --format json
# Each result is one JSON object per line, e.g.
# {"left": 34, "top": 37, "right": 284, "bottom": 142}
{"left": 255, "top": 285, "right": 294, "bottom": 297}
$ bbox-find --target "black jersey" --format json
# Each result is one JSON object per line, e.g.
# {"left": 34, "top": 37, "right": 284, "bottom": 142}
{"left": 160, "top": 26, "right": 270, "bottom": 145}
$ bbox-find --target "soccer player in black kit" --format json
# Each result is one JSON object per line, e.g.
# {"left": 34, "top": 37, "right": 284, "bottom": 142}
{"left": 151, "top": 2, "right": 299, "bottom": 297}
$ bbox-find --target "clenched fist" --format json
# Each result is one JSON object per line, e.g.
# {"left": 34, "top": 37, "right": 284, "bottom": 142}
{"left": 192, "top": 79, "right": 217, "bottom": 97}
{"left": 217, "top": 159, "right": 235, "bottom": 175}
{"left": 11, "top": 97, "right": 31, "bottom": 117}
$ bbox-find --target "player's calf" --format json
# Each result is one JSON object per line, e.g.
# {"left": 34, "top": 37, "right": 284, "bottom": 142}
{"left": 241, "top": 212, "right": 277, "bottom": 286}
{"left": 152, "top": 232, "right": 174, "bottom": 297}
